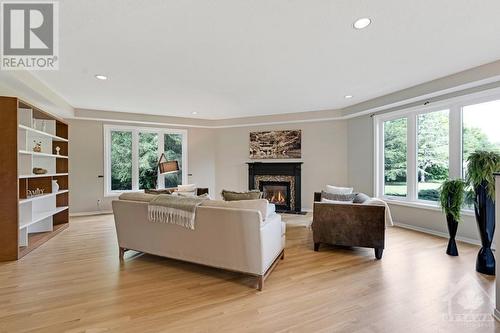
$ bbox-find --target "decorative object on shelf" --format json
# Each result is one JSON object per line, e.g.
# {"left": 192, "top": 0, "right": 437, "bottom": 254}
{"left": 27, "top": 188, "right": 45, "bottom": 198}
{"left": 439, "top": 179, "right": 466, "bottom": 256}
{"left": 466, "top": 150, "right": 500, "bottom": 276}
{"left": 249, "top": 130, "right": 301, "bottom": 159}
{"left": 55, "top": 146, "right": 61, "bottom": 155}
{"left": 32, "top": 167, "right": 47, "bottom": 175}
{"left": 52, "top": 180, "right": 59, "bottom": 193}
{"left": 32, "top": 140, "right": 42, "bottom": 152}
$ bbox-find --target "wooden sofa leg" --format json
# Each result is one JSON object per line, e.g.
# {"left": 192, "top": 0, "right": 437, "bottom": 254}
{"left": 280, "top": 251, "right": 285, "bottom": 260}
{"left": 257, "top": 275, "right": 264, "bottom": 291}
{"left": 314, "top": 243, "right": 320, "bottom": 252}
{"left": 375, "top": 248, "right": 383, "bottom": 260}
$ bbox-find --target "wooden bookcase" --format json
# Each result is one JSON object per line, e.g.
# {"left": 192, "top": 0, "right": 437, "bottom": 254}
{"left": 0, "top": 96, "right": 69, "bottom": 261}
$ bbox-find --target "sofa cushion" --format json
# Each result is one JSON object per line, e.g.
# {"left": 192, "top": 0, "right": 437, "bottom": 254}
{"left": 353, "top": 192, "right": 371, "bottom": 204}
{"left": 321, "top": 191, "right": 355, "bottom": 202}
{"left": 221, "top": 189, "right": 262, "bottom": 201}
{"left": 201, "top": 199, "right": 268, "bottom": 219}
{"left": 119, "top": 192, "right": 156, "bottom": 202}
{"left": 325, "top": 185, "right": 354, "bottom": 195}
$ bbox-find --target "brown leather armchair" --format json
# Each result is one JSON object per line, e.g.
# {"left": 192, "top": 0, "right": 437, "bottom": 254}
{"left": 312, "top": 192, "right": 385, "bottom": 259}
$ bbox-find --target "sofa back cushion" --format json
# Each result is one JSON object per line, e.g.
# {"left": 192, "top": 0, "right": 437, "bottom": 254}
{"left": 119, "top": 192, "right": 156, "bottom": 202}
{"left": 221, "top": 189, "right": 262, "bottom": 201}
{"left": 201, "top": 199, "right": 268, "bottom": 219}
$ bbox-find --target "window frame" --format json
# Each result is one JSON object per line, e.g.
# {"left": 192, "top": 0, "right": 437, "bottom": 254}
{"left": 374, "top": 87, "right": 500, "bottom": 212}
{"left": 103, "top": 124, "right": 188, "bottom": 197}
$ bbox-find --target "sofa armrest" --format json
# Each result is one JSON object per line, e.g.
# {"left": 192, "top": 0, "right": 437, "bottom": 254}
{"left": 312, "top": 202, "right": 385, "bottom": 248}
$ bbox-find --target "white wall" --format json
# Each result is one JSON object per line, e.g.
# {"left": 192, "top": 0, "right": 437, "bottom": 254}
{"left": 214, "top": 120, "right": 348, "bottom": 210}
{"left": 346, "top": 114, "right": 481, "bottom": 243}
{"left": 68, "top": 119, "right": 216, "bottom": 214}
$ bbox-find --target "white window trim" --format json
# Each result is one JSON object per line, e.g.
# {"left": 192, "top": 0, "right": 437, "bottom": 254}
{"left": 373, "top": 86, "right": 500, "bottom": 212}
{"left": 103, "top": 124, "right": 188, "bottom": 197}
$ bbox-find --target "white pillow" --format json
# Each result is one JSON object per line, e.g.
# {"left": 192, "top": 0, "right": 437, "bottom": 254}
{"left": 325, "top": 185, "right": 353, "bottom": 195}
{"left": 177, "top": 184, "right": 196, "bottom": 192}
{"left": 321, "top": 198, "right": 353, "bottom": 204}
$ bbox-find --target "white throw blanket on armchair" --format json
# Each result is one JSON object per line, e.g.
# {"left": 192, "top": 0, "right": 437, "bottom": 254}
{"left": 363, "top": 198, "right": 394, "bottom": 227}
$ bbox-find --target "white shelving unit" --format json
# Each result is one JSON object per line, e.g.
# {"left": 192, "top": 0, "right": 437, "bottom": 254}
{"left": 17, "top": 107, "right": 70, "bottom": 250}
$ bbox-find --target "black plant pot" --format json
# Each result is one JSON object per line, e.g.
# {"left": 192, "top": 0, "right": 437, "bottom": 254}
{"left": 473, "top": 182, "right": 496, "bottom": 276}
{"left": 446, "top": 214, "right": 459, "bottom": 256}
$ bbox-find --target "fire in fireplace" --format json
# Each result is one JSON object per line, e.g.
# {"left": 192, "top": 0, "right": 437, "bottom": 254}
{"left": 262, "top": 184, "right": 288, "bottom": 205}
{"left": 260, "top": 181, "right": 291, "bottom": 211}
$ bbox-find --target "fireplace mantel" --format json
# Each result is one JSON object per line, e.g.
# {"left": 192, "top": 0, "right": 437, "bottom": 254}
{"left": 247, "top": 162, "right": 302, "bottom": 213}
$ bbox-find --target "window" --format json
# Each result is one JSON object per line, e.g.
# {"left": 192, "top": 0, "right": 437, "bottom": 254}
{"left": 138, "top": 132, "right": 158, "bottom": 190}
{"left": 462, "top": 100, "right": 500, "bottom": 176}
{"left": 383, "top": 118, "right": 407, "bottom": 197}
{"left": 374, "top": 88, "right": 500, "bottom": 208}
{"left": 417, "top": 110, "right": 449, "bottom": 201}
{"left": 111, "top": 131, "right": 132, "bottom": 191}
{"left": 164, "top": 133, "right": 183, "bottom": 188}
{"left": 104, "top": 125, "right": 187, "bottom": 196}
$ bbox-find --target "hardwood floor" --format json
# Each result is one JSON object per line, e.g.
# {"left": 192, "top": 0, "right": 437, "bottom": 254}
{"left": 0, "top": 213, "right": 497, "bottom": 332}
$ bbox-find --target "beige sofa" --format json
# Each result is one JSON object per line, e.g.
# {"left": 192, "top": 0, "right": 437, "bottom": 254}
{"left": 112, "top": 195, "right": 285, "bottom": 290}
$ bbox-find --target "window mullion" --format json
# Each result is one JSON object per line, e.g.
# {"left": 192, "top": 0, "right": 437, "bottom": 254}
{"left": 157, "top": 132, "right": 165, "bottom": 189}
{"left": 131, "top": 130, "right": 139, "bottom": 191}
{"left": 407, "top": 115, "right": 417, "bottom": 201}
{"left": 449, "top": 105, "right": 462, "bottom": 179}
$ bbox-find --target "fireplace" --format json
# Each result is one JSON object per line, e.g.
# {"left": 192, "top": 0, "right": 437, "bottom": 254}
{"left": 261, "top": 181, "right": 290, "bottom": 211}
{"left": 247, "top": 162, "right": 302, "bottom": 213}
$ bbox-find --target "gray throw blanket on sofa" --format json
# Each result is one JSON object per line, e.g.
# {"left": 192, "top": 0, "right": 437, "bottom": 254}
{"left": 148, "top": 194, "right": 205, "bottom": 229}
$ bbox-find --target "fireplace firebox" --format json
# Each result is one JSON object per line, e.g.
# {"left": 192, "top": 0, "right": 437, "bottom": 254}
{"left": 247, "top": 162, "right": 302, "bottom": 213}
{"left": 261, "top": 181, "right": 290, "bottom": 211}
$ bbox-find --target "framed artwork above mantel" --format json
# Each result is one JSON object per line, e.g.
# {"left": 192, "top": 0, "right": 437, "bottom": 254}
{"left": 249, "top": 130, "right": 301, "bottom": 159}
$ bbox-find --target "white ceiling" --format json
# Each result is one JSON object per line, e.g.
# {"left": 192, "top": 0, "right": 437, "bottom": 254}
{"left": 34, "top": 0, "right": 500, "bottom": 119}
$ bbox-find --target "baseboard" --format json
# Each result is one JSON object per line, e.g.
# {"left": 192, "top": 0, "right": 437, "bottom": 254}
{"left": 70, "top": 210, "right": 113, "bottom": 217}
{"left": 394, "top": 222, "right": 482, "bottom": 246}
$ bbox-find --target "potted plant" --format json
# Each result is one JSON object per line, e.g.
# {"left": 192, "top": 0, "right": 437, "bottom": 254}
{"left": 466, "top": 150, "right": 500, "bottom": 275}
{"left": 439, "top": 179, "right": 466, "bottom": 256}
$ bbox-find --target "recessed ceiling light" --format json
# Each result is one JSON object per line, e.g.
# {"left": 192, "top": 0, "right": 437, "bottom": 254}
{"left": 192, "top": 111, "right": 198, "bottom": 115}
{"left": 353, "top": 18, "right": 371, "bottom": 30}
{"left": 344, "top": 95, "right": 353, "bottom": 99}
{"left": 95, "top": 74, "right": 108, "bottom": 80}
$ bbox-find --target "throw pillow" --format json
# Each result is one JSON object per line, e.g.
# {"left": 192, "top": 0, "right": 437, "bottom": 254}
{"left": 321, "top": 198, "right": 354, "bottom": 204}
{"left": 325, "top": 185, "right": 354, "bottom": 194}
{"left": 177, "top": 184, "right": 196, "bottom": 192}
{"left": 321, "top": 191, "right": 355, "bottom": 202}
{"left": 353, "top": 192, "right": 371, "bottom": 204}
{"left": 221, "top": 189, "right": 262, "bottom": 201}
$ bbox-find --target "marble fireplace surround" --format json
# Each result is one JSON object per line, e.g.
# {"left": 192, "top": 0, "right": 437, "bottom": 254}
{"left": 247, "top": 162, "right": 302, "bottom": 213}
{"left": 254, "top": 175, "right": 296, "bottom": 211}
